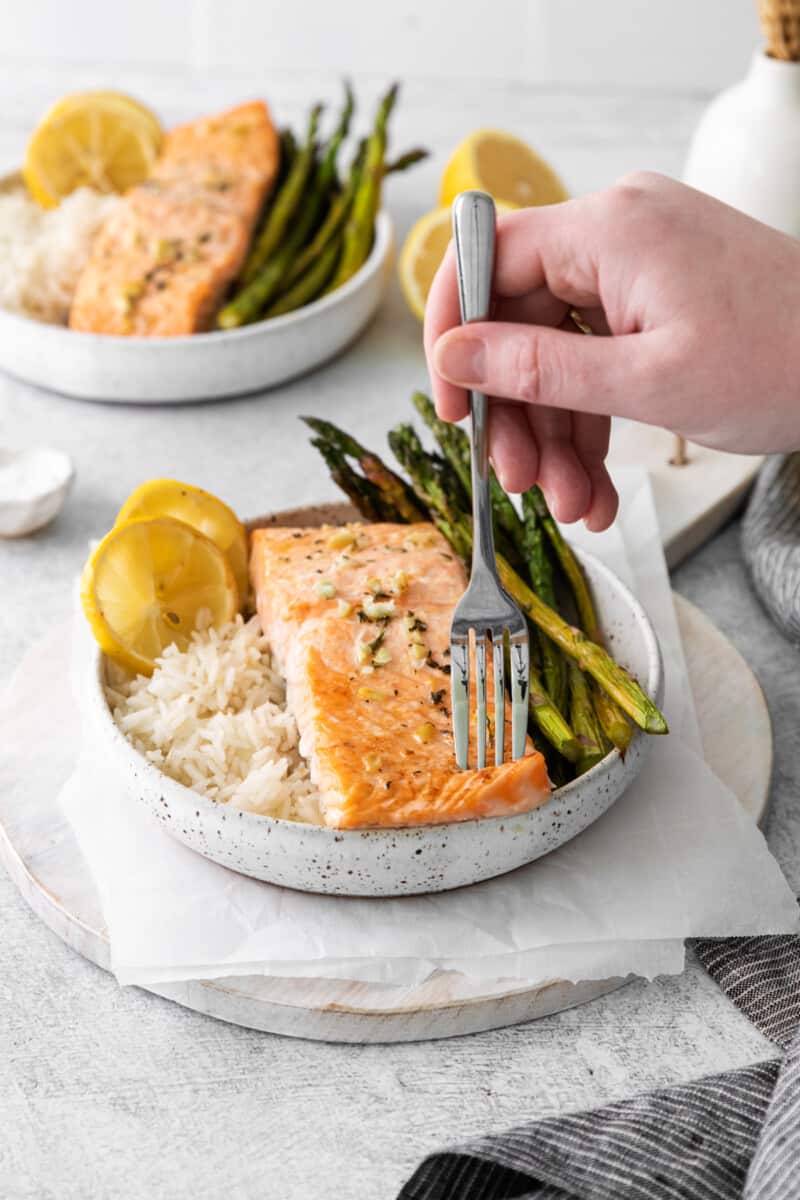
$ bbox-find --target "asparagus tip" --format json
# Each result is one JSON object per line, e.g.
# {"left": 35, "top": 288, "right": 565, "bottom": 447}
{"left": 216, "top": 307, "right": 241, "bottom": 330}
{"left": 646, "top": 712, "right": 669, "bottom": 735}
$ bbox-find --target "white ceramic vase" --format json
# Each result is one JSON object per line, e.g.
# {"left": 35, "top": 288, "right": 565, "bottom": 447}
{"left": 684, "top": 51, "right": 800, "bottom": 236}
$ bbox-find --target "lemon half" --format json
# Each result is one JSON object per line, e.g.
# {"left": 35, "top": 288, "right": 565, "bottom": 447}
{"left": 439, "top": 128, "right": 569, "bottom": 210}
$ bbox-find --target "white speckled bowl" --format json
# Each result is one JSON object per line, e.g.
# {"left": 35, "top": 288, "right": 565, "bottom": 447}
{"left": 87, "top": 505, "right": 664, "bottom": 896}
{"left": 0, "top": 172, "right": 393, "bottom": 404}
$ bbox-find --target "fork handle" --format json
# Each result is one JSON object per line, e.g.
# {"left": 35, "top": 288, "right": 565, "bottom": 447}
{"left": 452, "top": 190, "right": 497, "bottom": 572}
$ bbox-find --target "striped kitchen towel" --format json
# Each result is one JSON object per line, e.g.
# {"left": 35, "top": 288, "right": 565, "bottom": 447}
{"left": 398, "top": 929, "right": 800, "bottom": 1199}
{"left": 742, "top": 453, "right": 800, "bottom": 645}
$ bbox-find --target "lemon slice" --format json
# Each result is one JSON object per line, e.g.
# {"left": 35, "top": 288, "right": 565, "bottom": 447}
{"left": 439, "top": 128, "right": 569, "bottom": 210}
{"left": 399, "top": 202, "right": 511, "bottom": 321}
{"left": 115, "top": 479, "right": 249, "bottom": 605}
{"left": 23, "top": 90, "right": 162, "bottom": 208}
{"left": 80, "top": 517, "right": 238, "bottom": 676}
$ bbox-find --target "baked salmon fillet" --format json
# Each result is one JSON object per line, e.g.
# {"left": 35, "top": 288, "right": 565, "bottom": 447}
{"left": 69, "top": 101, "right": 278, "bottom": 336}
{"left": 250, "top": 522, "right": 551, "bottom": 830}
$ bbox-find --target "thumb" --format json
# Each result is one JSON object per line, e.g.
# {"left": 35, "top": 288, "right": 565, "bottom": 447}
{"left": 432, "top": 322, "right": 663, "bottom": 423}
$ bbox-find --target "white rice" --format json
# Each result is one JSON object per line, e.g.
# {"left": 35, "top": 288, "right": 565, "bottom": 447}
{"left": 0, "top": 185, "right": 119, "bottom": 325}
{"left": 106, "top": 615, "right": 322, "bottom": 824}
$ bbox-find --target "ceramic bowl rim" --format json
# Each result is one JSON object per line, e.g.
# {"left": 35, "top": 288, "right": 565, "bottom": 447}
{"left": 89, "top": 543, "right": 664, "bottom": 842}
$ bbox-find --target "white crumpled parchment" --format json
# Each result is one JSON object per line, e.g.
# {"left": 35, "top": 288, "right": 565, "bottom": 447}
{"left": 4, "top": 468, "right": 796, "bottom": 989}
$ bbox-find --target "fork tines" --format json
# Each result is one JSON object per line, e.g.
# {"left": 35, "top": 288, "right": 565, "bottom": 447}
{"left": 451, "top": 623, "right": 529, "bottom": 770}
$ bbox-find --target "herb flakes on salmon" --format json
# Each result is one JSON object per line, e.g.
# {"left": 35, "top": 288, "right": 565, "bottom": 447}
{"left": 69, "top": 101, "right": 279, "bottom": 335}
{"left": 250, "top": 521, "right": 551, "bottom": 830}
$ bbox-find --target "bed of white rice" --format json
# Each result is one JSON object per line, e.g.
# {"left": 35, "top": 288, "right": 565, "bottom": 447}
{"left": 0, "top": 184, "right": 119, "bottom": 325}
{"left": 105, "top": 615, "right": 322, "bottom": 824}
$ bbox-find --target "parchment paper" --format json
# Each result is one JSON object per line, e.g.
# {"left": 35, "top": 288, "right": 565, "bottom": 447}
{"left": 3, "top": 469, "right": 795, "bottom": 990}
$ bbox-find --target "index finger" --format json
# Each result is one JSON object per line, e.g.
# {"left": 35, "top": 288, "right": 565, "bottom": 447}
{"left": 424, "top": 200, "right": 606, "bottom": 421}
{"left": 423, "top": 239, "right": 467, "bottom": 420}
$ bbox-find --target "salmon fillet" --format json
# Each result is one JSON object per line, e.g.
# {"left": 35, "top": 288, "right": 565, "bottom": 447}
{"left": 69, "top": 101, "right": 278, "bottom": 336}
{"left": 250, "top": 522, "right": 551, "bottom": 830}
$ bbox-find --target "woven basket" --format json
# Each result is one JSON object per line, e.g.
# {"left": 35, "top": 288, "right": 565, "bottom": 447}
{"left": 758, "top": 0, "right": 800, "bottom": 61}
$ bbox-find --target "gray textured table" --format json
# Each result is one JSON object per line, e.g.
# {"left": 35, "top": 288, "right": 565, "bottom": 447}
{"left": 2, "top": 72, "right": 798, "bottom": 1200}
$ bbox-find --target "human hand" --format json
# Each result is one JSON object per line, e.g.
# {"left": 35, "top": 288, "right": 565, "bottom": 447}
{"left": 425, "top": 172, "right": 800, "bottom": 530}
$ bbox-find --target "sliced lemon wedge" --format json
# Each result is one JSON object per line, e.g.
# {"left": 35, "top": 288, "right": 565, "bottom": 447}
{"left": 23, "top": 90, "right": 162, "bottom": 208}
{"left": 439, "top": 128, "right": 569, "bottom": 210}
{"left": 80, "top": 517, "right": 238, "bottom": 676}
{"left": 114, "top": 479, "right": 249, "bottom": 605}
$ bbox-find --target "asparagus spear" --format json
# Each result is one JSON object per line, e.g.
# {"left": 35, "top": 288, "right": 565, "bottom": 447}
{"left": 303, "top": 417, "right": 429, "bottom": 525}
{"left": 567, "top": 661, "right": 609, "bottom": 774}
{"left": 411, "top": 391, "right": 471, "bottom": 495}
{"left": 412, "top": 397, "right": 543, "bottom": 572}
{"left": 277, "top": 128, "right": 297, "bottom": 185}
{"left": 527, "top": 486, "right": 633, "bottom": 752}
{"left": 518, "top": 458, "right": 604, "bottom": 772}
{"left": 496, "top": 558, "right": 667, "bottom": 734}
{"left": 590, "top": 673, "right": 634, "bottom": 751}
{"left": 520, "top": 492, "right": 569, "bottom": 715}
{"left": 284, "top": 140, "right": 367, "bottom": 289}
{"left": 387, "top": 423, "right": 472, "bottom": 558}
{"left": 525, "top": 668, "right": 582, "bottom": 762}
{"left": 266, "top": 235, "right": 342, "bottom": 317}
{"left": 411, "top": 391, "right": 526, "bottom": 569}
{"left": 527, "top": 487, "right": 600, "bottom": 640}
{"left": 240, "top": 103, "right": 322, "bottom": 285}
{"left": 319, "top": 80, "right": 355, "bottom": 182}
{"left": 309, "top": 437, "right": 392, "bottom": 522}
{"left": 219, "top": 89, "right": 357, "bottom": 326}
{"left": 217, "top": 176, "right": 324, "bottom": 327}
{"left": 383, "top": 147, "right": 429, "bottom": 174}
{"left": 386, "top": 423, "right": 581, "bottom": 760}
{"left": 388, "top": 426, "right": 666, "bottom": 734}
{"left": 329, "top": 83, "right": 398, "bottom": 290}
{"left": 285, "top": 141, "right": 428, "bottom": 295}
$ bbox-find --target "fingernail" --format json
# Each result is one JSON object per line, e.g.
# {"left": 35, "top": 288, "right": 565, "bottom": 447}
{"left": 434, "top": 335, "right": 487, "bottom": 386}
{"left": 495, "top": 466, "right": 512, "bottom": 492}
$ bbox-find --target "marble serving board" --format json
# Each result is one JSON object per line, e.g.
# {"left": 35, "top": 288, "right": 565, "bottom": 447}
{"left": 607, "top": 424, "right": 763, "bottom": 569}
{"left": 0, "top": 594, "right": 771, "bottom": 1043}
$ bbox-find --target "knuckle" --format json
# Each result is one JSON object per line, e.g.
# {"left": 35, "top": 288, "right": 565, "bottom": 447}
{"left": 609, "top": 171, "right": 666, "bottom": 217}
{"left": 615, "top": 169, "right": 663, "bottom": 196}
{"left": 607, "top": 171, "right": 675, "bottom": 240}
{"left": 509, "top": 333, "right": 542, "bottom": 403}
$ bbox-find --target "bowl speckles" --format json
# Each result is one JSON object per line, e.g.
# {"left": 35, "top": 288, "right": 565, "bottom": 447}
{"left": 87, "top": 507, "right": 664, "bottom": 896}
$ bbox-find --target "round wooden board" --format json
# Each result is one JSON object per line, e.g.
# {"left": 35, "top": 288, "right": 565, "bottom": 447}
{"left": 0, "top": 595, "right": 772, "bottom": 1043}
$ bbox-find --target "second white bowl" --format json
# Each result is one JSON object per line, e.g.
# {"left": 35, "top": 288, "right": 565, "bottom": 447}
{"left": 0, "top": 211, "right": 394, "bottom": 404}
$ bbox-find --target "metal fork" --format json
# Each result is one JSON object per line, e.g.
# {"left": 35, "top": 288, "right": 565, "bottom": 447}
{"left": 449, "top": 190, "right": 530, "bottom": 769}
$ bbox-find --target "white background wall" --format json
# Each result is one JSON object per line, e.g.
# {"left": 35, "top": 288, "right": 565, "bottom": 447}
{"left": 0, "top": 0, "right": 761, "bottom": 91}
{"left": 0, "top": 0, "right": 766, "bottom": 240}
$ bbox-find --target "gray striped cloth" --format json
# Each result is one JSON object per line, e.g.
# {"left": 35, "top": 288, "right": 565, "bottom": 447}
{"left": 399, "top": 931, "right": 800, "bottom": 1199}
{"left": 742, "top": 453, "right": 800, "bottom": 645}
